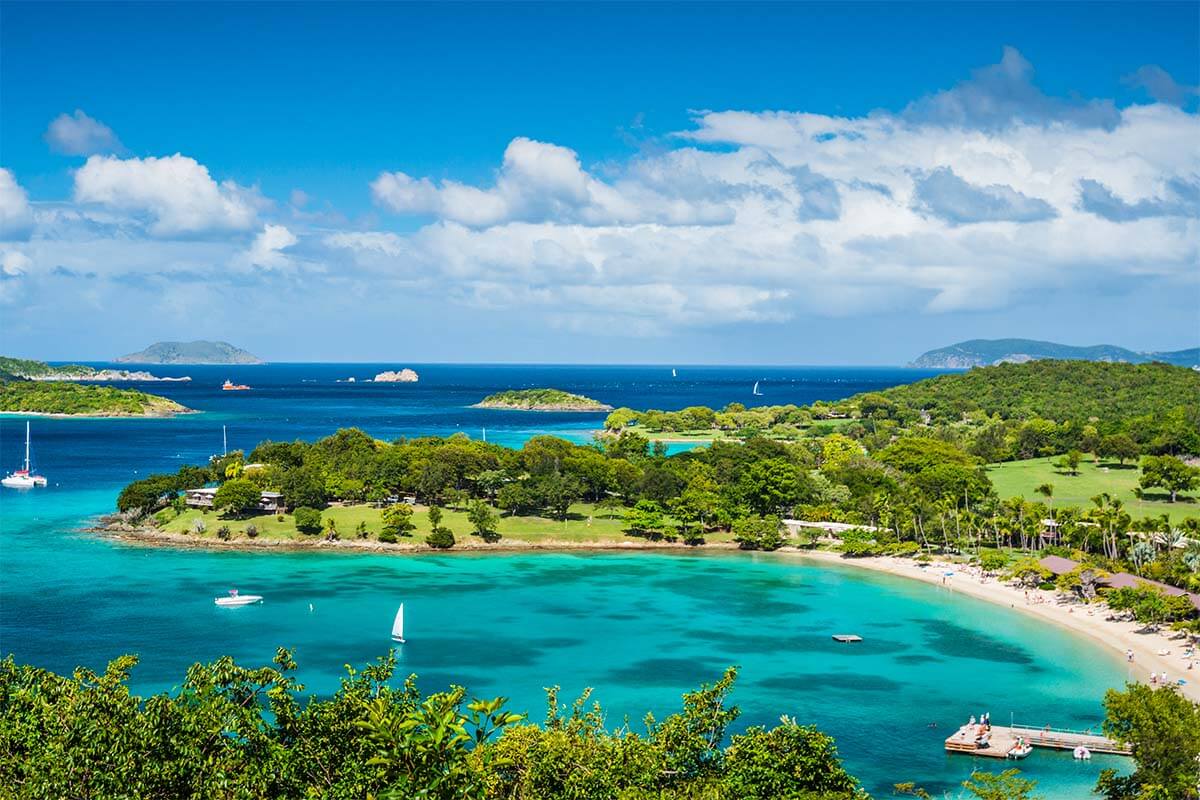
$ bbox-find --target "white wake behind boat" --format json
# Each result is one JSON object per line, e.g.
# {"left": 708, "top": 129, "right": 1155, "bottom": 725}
{"left": 391, "top": 603, "right": 405, "bottom": 643}
{"left": 215, "top": 589, "right": 263, "bottom": 607}
{"left": 2, "top": 421, "right": 48, "bottom": 489}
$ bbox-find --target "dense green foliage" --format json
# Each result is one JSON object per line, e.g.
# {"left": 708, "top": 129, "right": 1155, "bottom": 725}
{"left": 874, "top": 361, "right": 1199, "bottom": 427}
{"left": 0, "top": 380, "right": 187, "bottom": 416}
{"left": 293, "top": 506, "right": 323, "bottom": 534}
{"left": 0, "top": 356, "right": 97, "bottom": 378}
{"left": 117, "top": 414, "right": 1200, "bottom": 594}
{"left": 1139, "top": 455, "right": 1200, "bottom": 502}
{"left": 0, "top": 652, "right": 865, "bottom": 799}
{"left": 212, "top": 478, "right": 260, "bottom": 517}
{"left": 607, "top": 363, "right": 1200, "bottom": 466}
{"left": 1097, "top": 683, "right": 1200, "bottom": 800}
{"left": 476, "top": 388, "right": 612, "bottom": 410}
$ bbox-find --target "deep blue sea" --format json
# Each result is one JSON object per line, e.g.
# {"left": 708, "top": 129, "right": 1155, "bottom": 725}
{"left": 0, "top": 364, "right": 1127, "bottom": 797}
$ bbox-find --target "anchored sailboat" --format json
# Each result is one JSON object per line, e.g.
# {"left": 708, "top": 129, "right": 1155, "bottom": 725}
{"left": 391, "top": 604, "right": 406, "bottom": 643}
{"left": 3, "top": 421, "right": 48, "bottom": 488}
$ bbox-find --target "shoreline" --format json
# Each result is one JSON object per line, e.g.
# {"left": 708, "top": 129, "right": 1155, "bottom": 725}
{"left": 0, "top": 408, "right": 197, "bottom": 419}
{"left": 91, "top": 524, "right": 739, "bottom": 555}
{"left": 90, "top": 523, "right": 1199, "bottom": 701}
{"left": 472, "top": 403, "right": 614, "bottom": 412}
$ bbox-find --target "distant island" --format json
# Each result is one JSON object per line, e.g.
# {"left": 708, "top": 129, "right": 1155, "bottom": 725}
{"left": 473, "top": 388, "right": 613, "bottom": 411}
{"left": 0, "top": 356, "right": 188, "bottom": 383}
{"left": 116, "top": 341, "right": 264, "bottom": 365}
{"left": 0, "top": 381, "right": 192, "bottom": 417}
{"left": 372, "top": 369, "right": 419, "bottom": 383}
{"left": 910, "top": 338, "right": 1200, "bottom": 369}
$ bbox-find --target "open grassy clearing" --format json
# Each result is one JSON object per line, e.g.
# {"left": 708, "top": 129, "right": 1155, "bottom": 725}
{"left": 986, "top": 455, "right": 1198, "bottom": 524}
{"left": 158, "top": 501, "right": 737, "bottom": 546}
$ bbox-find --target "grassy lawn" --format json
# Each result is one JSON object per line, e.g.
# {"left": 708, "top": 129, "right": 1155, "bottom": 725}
{"left": 159, "top": 501, "right": 737, "bottom": 547}
{"left": 986, "top": 456, "right": 1199, "bottom": 524}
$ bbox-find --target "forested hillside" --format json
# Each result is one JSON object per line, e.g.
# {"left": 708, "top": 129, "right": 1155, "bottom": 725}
{"left": 875, "top": 361, "right": 1199, "bottom": 425}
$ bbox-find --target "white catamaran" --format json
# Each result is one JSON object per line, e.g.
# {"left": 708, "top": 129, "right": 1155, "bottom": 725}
{"left": 391, "top": 604, "right": 406, "bottom": 643}
{"left": 3, "top": 421, "right": 48, "bottom": 488}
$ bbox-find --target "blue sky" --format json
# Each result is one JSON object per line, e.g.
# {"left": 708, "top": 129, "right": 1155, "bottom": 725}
{"left": 1, "top": 1, "right": 1198, "bottom": 363}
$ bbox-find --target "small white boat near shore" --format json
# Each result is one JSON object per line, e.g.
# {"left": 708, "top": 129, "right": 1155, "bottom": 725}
{"left": 215, "top": 589, "right": 263, "bottom": 607}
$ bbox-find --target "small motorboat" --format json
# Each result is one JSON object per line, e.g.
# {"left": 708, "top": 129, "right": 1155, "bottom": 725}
{"left": 1008, "top": 741, "right": 1032, "bottom": 759}
{"left": 215, "top": 589, "right": 263, "bottom": 607}
{"left": 1073, "top": 745, "right": 1091, "bottom": 760}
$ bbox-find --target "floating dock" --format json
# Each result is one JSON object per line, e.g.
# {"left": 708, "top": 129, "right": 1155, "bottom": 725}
{"left": 945, "top": 723, "right": 1131, "bottom": 758}
{"left": 831, "top": 634, "right": 863, "bottom": 643}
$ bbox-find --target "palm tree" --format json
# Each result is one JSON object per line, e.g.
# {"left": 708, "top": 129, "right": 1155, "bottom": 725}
{"left": 1035, "top": 483, "right": 1054, "bottom": 510}
{"left": 1183, "top": 546, "right": 1200, "bottom": 575}
{"left": 1131, "top": 540, "right": 1156, "bottom": 575}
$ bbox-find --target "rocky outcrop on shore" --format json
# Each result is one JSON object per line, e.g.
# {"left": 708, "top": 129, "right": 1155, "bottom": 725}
{"left": 32, "top": 369, "right": 190, "bottom": 382}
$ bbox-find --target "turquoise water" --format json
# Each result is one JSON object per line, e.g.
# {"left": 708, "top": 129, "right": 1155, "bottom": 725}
{"left": 0, "top": 365, "right": 1126, "bottom": 797}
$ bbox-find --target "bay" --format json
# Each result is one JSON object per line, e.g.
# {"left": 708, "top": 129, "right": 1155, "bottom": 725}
{"left": 0, "top": 364, "right": 1126, "bottom": 797}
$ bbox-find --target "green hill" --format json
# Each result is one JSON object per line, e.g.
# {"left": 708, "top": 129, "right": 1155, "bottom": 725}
{"left": 875, "top": 360, "right": 1199, "bottom": 425}
{"left": 0, "top": 381, "right": 191, "bottom": 417}
{"left": 116, "top": 340, "right": 263, "bottom": 364}
{"left": 910, "top": 338, "right": 1199, "bottom": 368}
{"left": 473, "top": 388, "right": 613, "bottom": 411}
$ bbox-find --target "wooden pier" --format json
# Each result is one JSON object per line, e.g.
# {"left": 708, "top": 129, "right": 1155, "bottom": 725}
{"left": 945, "top": 723, "right": 1131, "bottom": 759}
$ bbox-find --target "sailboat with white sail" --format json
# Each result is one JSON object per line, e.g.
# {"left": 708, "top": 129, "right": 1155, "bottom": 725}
{"left": 3, "top": 421, "right": 48, "bottom": 488}
{"left": 752, "top": 381, "right": 763, "bottom": 396}
{"left": 391, "top": 604, "right": 406, "bottom": 643}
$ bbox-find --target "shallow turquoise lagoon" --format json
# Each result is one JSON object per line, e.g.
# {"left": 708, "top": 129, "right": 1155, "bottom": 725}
{"left": 2, "top": 505, "right": 1127, "bottom": 797}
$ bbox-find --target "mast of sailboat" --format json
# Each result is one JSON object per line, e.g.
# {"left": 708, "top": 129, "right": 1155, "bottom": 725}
{"left": 24, "top": 421, "right": 31, "bottom": 472}
{"left": 223, "top": 425, "right": 227, "bottom": 457}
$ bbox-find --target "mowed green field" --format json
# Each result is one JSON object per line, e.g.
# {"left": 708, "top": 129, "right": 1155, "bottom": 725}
{"left": 985, "top": 456, "right": 1199, "bottom": 524}
{"left": 160, "top": 501, "right": 737, "bottom": 546}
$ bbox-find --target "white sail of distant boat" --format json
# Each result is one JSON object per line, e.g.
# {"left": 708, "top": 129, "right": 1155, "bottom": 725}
{"left": 752, "top": 381, "right": 763, "bottom": 396}
{"left": 391, "top": 604, "right": 405, "bottom": 643}
{"left": 223, "top": 425, "right": 228, "bottom": 457}
{"left": 672, "top": 368, "right": 677, "bottom": 378}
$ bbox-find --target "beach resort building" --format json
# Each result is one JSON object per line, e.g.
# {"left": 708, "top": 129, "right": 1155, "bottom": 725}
{"left": 1039, "top": 555, "right": 1200, "bottom": 612}
{"left": 184, "top": 487, "right": 286, "bottom": 513}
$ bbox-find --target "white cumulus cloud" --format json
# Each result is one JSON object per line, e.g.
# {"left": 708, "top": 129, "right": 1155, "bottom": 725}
{"left": 73, "top": 154, "right": 262, "bottom": 236}
{"left": 0, "top": 169, "right": 35, "bottom": 240}
{"left": 45, "top": 110, "right": 123, "bottom": 156}
{"left": 1, "top": 250, "right": 32, "bottom": 276}
{"left": 241, "top": 224, "right": 298, "bottom": 269}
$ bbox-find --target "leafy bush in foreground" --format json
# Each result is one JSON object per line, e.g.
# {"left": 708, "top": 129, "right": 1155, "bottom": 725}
{"left": 0, "top": 653, "right": 866, "bottom": 800}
